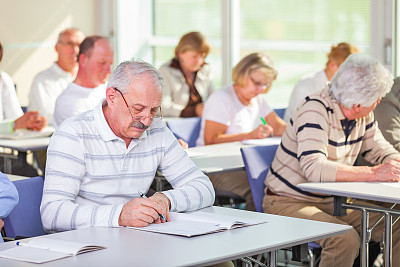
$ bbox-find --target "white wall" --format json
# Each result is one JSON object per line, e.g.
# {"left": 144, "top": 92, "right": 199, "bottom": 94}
{"left": 0, "top": 0, "right": 99, "bottom": 106}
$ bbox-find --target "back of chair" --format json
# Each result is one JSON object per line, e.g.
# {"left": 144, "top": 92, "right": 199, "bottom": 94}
{"left": 240, "top": 145, "right": 279, "bottom": 212}
{"left": 273, "top": 108, "right": 286, "bottom": 119}
{"left": 166, "top": 117, "right": 201, "bottom": 147}
{"left": 3, "top": 176, "right": 45, "bottom": 238}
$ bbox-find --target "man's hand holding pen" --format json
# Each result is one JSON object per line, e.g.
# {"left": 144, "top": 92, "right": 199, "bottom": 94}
{"left": 118, "top": 192, "right": 171, "bottom": 227}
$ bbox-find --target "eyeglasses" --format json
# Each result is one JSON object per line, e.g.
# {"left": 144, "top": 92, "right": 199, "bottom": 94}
{"left": 58, "top": 41, "right": 81, "bottom": 48}
{"left": 249, "top": 77, "right": 271, "bottom": 90}
{"left": 113, "top": 87, "right": 162, "bottom": 120}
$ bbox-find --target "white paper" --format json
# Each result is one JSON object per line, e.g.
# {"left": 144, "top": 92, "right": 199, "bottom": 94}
{"left": 128, "top": 210, "right": 266, "bottom": 237}
{"left": 186, "top": 150, "right": 207, "bottom": 158}
{"left": 0, "top": 246, "right": 70, "bottom": 264}
{"left": 0, "top": 238, "right": 105, "bottom": 263}
{"left": 0, "top": 126, "right": 55, "bottom": 140}
{"left": 241, "top": 137, "right": 281, "bottom": 146}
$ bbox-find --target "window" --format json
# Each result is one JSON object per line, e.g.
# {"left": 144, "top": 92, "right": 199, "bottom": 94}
{"left": 116, "top": 0, "right": 392, "bottom": 108}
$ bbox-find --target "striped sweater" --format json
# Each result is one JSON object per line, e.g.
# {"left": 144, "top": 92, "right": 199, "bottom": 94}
{"left": 266, "top": 89, "right": 400, "bottom": 202}
{"left": 40, "top": 101, "right": 215, "bottom": 233}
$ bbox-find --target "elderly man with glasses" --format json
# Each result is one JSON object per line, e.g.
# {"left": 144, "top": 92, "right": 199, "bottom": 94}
{"left": 40, "top": 60, "right": 215, "bottom": 233}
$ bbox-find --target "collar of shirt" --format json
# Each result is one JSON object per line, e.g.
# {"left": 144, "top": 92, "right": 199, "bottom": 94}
{"left": 51, "top": 62, "right": 75, "bottom": 79}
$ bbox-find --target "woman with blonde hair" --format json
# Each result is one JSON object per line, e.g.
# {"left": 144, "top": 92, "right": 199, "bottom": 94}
{"left": 196, "top": 52, "right": 286, "bottom": 211}
{"left": 159, "top": 31, "right": 214, "bottom": 117}
{"left": 197, "top": 52, "right": 286, "bottom": 146}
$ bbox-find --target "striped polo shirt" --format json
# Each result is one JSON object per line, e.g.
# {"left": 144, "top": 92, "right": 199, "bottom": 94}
{"left": 266, "top": 89, "right": 400, "bottom": 202}
{"left": 41, "top": 100, "right": 215, "bottom": 233}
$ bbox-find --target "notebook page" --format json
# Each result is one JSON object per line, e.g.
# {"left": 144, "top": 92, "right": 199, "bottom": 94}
{"left": 171, "top": 211, "right": 266, "bottom": 229}
{"left": 29, "top": 238, "right": 100, "bottom": 255}
{"left": 0, "top": 246, "right": 70, "bottom": 264}
{"left": 129, "top": 219, "right": 224, "bottom": 237}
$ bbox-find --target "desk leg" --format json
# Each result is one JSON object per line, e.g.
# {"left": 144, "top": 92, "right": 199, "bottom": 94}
{"left": 269, "top": 250, "right": 276, "bottom": 267}
{"left": 4, "top": 157, "right": 12, "bottom": 174}
{"left": 360, "top": 209, "right": 369, "bottom": 267}
{"left": 155, "top": 176, "right": 164, "bottom": 191}
{"left": 384, "top": 213, "right": 392, "bottom": 267}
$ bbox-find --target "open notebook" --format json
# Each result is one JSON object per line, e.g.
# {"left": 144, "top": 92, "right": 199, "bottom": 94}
{"left": 0, "top": 238, "right": 106, "bottom": 263}
{"left": 129, "top": 210, "right": 267, "bottom": 237}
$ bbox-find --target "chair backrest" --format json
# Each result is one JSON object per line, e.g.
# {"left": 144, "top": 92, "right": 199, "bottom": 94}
{"left": 273, "top": 108, "right": 286, "bottom": 119}
{"left": 166, "top": 117, "right": 202, "bottom": 147}
{"left": 3, "top": 176, "right": 45, "bottom": 238}
{"left": 240, "top": 145, "right": 279, "bottom": 212}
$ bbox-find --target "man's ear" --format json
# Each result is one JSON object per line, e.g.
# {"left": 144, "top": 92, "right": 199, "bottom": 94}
{"left": 106, "top": 87, "right": 117, "bottom": 107}
{"left": 352, "top": 104, "right": 362, "bottom": 113}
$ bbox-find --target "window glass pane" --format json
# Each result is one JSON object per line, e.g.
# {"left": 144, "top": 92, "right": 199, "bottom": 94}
{"left": 240, "top": 0, "right": 370, "bottom": 107}
{"left": 153, "top": 0, "right": 223, "bottom": 88}
{"left": 154, "top": 0, "right": 221, "bottom": 37}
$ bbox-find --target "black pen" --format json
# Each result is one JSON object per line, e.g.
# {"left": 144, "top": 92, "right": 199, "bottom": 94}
{"left": 138, "top": 191, "right": 167, "bottom": 222}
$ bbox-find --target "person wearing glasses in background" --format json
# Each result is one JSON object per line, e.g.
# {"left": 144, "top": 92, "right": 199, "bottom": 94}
{"left": 284, "top": 42, "right": 359, "bottom": 122}
{"left": 158, "top": 31, "right": 214, "bottom": 117}
{"left": 41, "top": 60, "right": 215, "bottom": 234}
{"left": 28, "top": 28, "right": 85, "bottom": 124}
{"left": 196, "top": 52, "right": 286, "bottom": 211}
{"left": 52, "top": 35, "right": 113, "bottom": 128}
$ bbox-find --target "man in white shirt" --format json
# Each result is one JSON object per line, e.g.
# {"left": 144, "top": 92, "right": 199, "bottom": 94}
{"left": 28, "top": 28, "right": 85, "bottom": 123}
{"left": 41, "top": 60, "right": 215, "bottom": 232}
{"left": 52, "top": 35, "right": 113, "bottom": 128}
{"left": 284, "top": 42, "right": 359, "bottom": 122}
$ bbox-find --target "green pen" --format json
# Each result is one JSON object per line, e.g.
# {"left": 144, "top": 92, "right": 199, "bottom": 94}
{"left": 260, "top": 117, "right": 267, "bottom": 125}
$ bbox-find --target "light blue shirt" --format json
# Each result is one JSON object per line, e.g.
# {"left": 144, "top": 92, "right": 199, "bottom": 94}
{"left": 0, "top": 172, "right": 19, "bottom": 242}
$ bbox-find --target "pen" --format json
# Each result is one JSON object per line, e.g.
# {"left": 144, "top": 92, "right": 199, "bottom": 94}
{"left": 16, "top": 242, "right": 30, "bottom": 247}
{"left": 260, "top": 117, "right": 267, "bottom": 125}
{"left": 138, "top": 191, "right": 167, "bottom": 222}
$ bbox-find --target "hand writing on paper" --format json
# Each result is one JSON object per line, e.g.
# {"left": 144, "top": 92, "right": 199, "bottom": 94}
{"left": 118, "top": 193, "right": 171, "bottom": 227}
{"left": 248, "top": 124, "right": 273, "bottom": 139}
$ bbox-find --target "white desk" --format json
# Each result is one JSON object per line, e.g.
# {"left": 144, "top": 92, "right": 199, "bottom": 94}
{"left": 0, "top": 137, "right": 51, "bottom": 153}
{"left": 0, "top": 206, "right": 351, "bottom": 267}
{"left": 188, "top": 142, "right": 245, "bottom": 174}
{"left": 187, "top": 138, "right": 281, "bottom": 174}
{"left": 298, "top": 182, "right": 400, "bottom": 267}
{"left": 156, "top": 139, "right": 281, "bottom": 191}
{"left": 0, "top": 137, "right": 51, "bottom": 174}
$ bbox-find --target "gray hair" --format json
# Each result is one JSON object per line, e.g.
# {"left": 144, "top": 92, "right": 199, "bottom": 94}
{"left": 107, "top": 59, "right": 164, "bottom": 93}
{"left": 329, "top": 53, "right": 393, "bottom": 108}
{"left": 57, "top": 27, "right": 83, "bottom": 43}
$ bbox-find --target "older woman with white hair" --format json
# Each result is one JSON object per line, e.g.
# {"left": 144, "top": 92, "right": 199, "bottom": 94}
{"left": 264, "top": 53, "right": 400, "bottom": 267}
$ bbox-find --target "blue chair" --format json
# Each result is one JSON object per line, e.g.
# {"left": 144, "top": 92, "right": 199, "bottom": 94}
{"left": 3, "top": 176, "right": 45, "bottom": 239}
{"left": 240, "top": 145, "right": 321, "bottom": 266}
{"left": 166, "top": 117, "right": 201, "bottom": 147}
{"left": 240, "top": 145, "right": 278, "bottom": 212}
{"left": 273, "top": 108, "right": 286, "bottom": 119}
